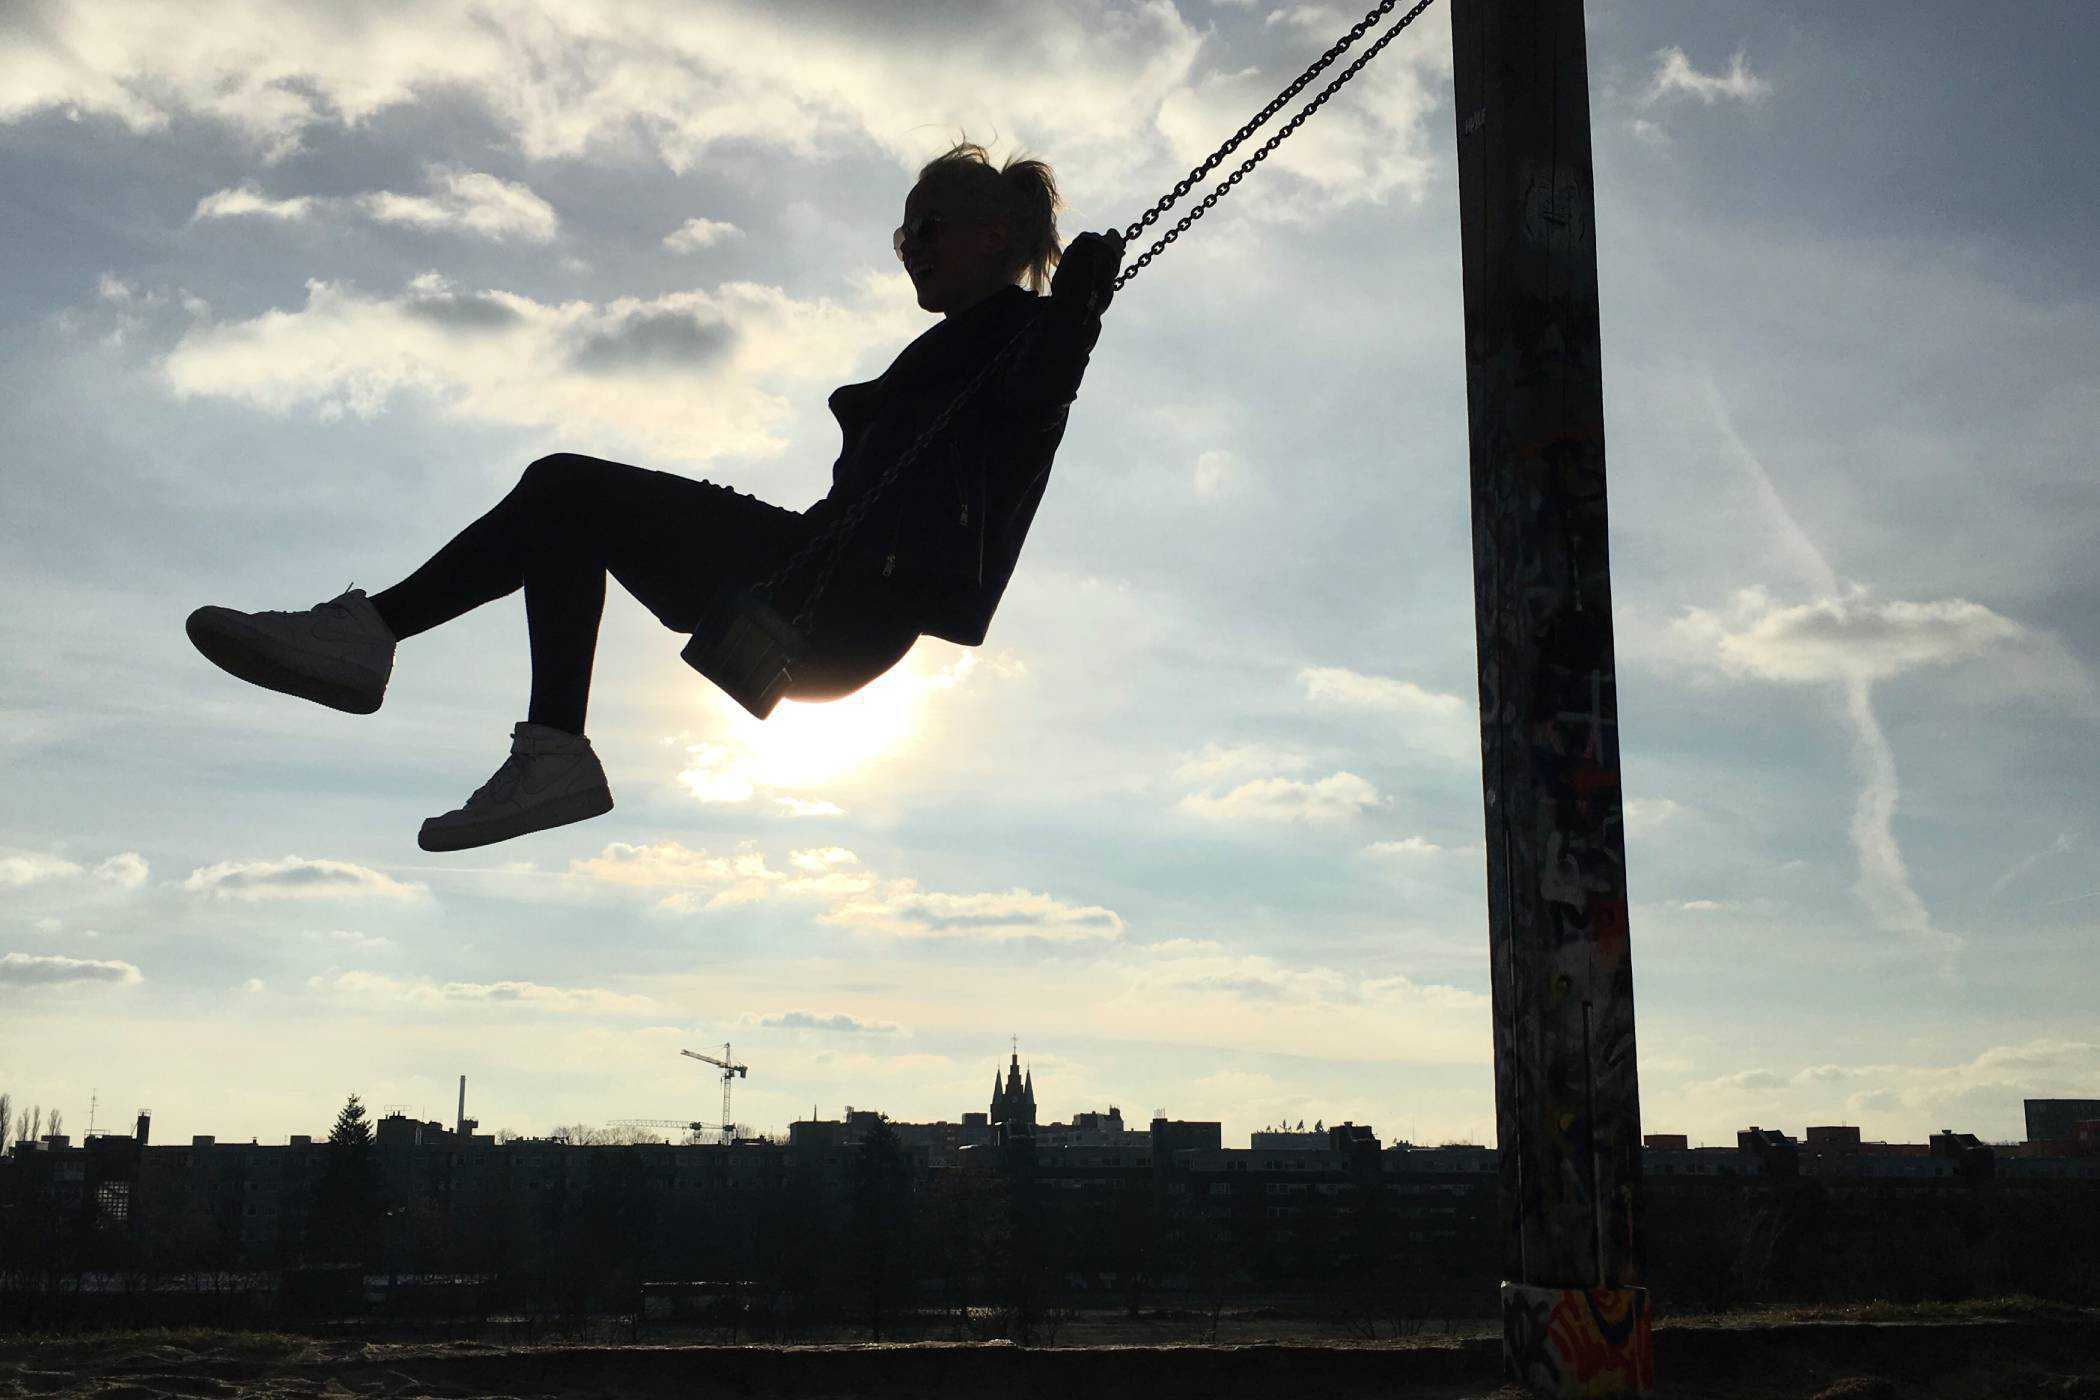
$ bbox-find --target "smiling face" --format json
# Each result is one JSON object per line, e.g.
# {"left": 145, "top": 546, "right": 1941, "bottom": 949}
{"left": 898, "top": 181, "right": 1016, "bottom": 319}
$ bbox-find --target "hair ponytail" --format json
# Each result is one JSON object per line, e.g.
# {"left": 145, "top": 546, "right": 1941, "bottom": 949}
{"left": 915, "top": 140, "right": 1066, "bottom": 295}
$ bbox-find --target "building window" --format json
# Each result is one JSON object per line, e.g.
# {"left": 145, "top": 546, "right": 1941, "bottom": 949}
{"left": 94, "top": 1181, "right": 131, "bottom": 1228}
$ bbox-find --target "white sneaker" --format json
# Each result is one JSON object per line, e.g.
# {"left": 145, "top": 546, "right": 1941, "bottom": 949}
{"left": 187, "top": 586, "right": 395, "bottom": 715}
{"left": 419, "top": 723, "right": 615, "bottom": 852}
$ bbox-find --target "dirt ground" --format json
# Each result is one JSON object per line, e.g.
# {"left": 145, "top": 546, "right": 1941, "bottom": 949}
{"left": 2, "top": 1307, "right": 2097, "bottom": 1399}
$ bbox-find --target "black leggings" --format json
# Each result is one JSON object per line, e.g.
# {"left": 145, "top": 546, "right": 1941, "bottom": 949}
{"left": 368, "top": 455, "right": 918, "bottom": 734}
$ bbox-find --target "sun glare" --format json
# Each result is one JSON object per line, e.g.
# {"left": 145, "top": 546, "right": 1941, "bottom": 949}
{"left": 674, "top": 651, "right": 994, "bottom": 809}
{"left": 741, "top": 666, "right": 926, "bottom": 789}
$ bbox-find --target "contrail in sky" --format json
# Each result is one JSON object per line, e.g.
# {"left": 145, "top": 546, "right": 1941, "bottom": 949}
{"left": 1701, "top": 377, "right": 1961, "bottom": 981}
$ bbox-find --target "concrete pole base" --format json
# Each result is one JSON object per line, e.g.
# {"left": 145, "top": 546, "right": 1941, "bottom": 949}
{"left": 1501, "top": 1281, "right": 1653, "bottom": 1396}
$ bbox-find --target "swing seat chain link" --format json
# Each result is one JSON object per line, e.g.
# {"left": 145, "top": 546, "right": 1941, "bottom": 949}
{"left": 1115, "top": 0, "right": 1438, "bottom": 292}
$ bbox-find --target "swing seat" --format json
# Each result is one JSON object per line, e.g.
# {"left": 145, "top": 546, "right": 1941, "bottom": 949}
{"left": 681, "top": 586, "right": 813, "bottom": 721}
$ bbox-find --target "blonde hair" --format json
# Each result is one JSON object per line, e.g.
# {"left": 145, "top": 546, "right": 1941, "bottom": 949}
{"left": 915, "top": 140, "right": 1065, "bottom": 295}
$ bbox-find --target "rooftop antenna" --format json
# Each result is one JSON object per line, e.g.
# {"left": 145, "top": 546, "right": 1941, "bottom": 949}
{"left": 86, "top": 1089, "right": 99, "bottom": 1138}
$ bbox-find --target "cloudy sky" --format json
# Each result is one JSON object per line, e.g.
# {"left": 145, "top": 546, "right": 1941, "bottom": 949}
{"left": 4, "top": 0, "right": 2096, "bottom": 1153}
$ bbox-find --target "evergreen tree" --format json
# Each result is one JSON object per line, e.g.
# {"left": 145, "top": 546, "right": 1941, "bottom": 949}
{"left": 329, "top": 1094, "right": 374, "bottom": 1150}
{"left": 308, "top": 1093, "right": 381, "bottom": 1265}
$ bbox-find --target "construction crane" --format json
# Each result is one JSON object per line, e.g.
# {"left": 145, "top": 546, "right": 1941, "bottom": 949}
{"left": 607, "top": 1118, "right": 731, "bottom": 1144}
{"left": 682, "top": 1045, "right": 748, "bottom": 1145}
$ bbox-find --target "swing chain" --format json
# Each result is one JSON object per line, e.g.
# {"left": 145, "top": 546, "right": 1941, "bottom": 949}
{"left": 1114, "top": 0, "right": 1438, "bottom": 291}
{"left": 755, "top": 313, "right": 1050, "bottom": 633}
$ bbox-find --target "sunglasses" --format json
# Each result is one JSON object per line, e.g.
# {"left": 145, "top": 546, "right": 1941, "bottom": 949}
{"left": 892, "top": 213, "right": 947, "bottom": 261}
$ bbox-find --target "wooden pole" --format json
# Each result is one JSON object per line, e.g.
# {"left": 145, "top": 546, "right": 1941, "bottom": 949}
{"left": 1450, "top": 0, "right": 1651, "bottom": 1391}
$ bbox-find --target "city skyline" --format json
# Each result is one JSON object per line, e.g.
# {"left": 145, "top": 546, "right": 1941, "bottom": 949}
{"left": 10, "top": 1066, "right": 2091, "bottom": 1156}
{"left": 7, "top": 1, "right": 2100, "bottom": 1153}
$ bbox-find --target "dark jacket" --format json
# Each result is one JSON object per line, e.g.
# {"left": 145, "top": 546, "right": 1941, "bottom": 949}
{"left": 802, "top": 282, "right": 1106, "bottom": 648}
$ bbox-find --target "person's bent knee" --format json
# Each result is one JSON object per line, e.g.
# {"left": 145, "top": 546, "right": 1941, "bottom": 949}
{"left": 520, "top": 452, "right": 600, "bottom": 493}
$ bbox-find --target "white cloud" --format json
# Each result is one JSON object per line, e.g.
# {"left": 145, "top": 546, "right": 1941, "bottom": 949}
{"left": 93, "top": 852, "right": 149, "bottom": 889}
{"left": 823, "top": 883, "right": 1125, "bottom": 943}
{"left": 158, "top": 267, "right": 921, "bottom": 463}
{"left": 569, "top": 840, "right": 873, "bottom": 910}
{"left": 1621, "top": 797, "right": 1682, "bottom": 837}
{"left": 0, "top": 951, "right": 142, "bottom": 987}
{"left": 182, "top": 855, "right": 428, "bottom": 903}
{"left": 0, "top": 849, "right": 147, "bottom": 889}
{"left": 310, "top": 970, "right": 658, "bottom": 1015}
{"left": 664, "top": 217, "right": 744, "bottom": 253}
{"left": 0, "top": 0, "right": 1210, "bottom": 187}
{"left": 309, "top": 929, "right": 395, "bottom": 954}
{"left": 195, "top": 168, "right": 557, "bottom": 243}
{"left": 1670, "top": 586, "right": 2028, "bottom": 686}
{"left": 1644, "top": 47, "right": 1771, "bottom": 107}
{"left": 1298, "top": 666, "right": 1476, "bottom": 760}
{"left": 773, "top": 796, "right": 847, "bottom": 817}
{"left": 746, "top": 1008, "right": 905, "bottom": 1035}
{"left": 1264, "top": 6, "right": 1345, "bottom": 29}
{"left": 356, "top": 166, "right": 559, "bottom": 242}
{"left": 1142, "top": 945, "right": 1356, "bottom": 1005}
{"left": 566, "top": 839, "right": 1121, "bottom": 942}
{"left": 1661, "top": 583, "right": 2055, "bottom": 978}
{"left": 1115, "top": 943, "right": 1488, "bottom": 1035}
{"left": 0, "top": 852, "right": 85, "bottom": 886}
{"left": 789, "top": 847, "right": 859, "bottom": 874}
{"left": 1300, "top": 665, "right": 1465, "bottom": 716}
{"left": 1664, "top": 1037, "right": 2100, "bottom": 1143}
{"left": 238, "top": 977, "right": 267, "bottom": 994}
{"left": 192, "top": 185, "right": 317, "bottom": 221}
{"left": 1174, "top": 742, "right": 1310, "bottom": 785}
{"left": 1366, "top": 836, "right": 1459, "bottom": 858}
{"left": 54, "top": 276, "right": 209, "bottom": 349}
{"left": 1179, "top": 771, "right": 1386, "bottom": 823}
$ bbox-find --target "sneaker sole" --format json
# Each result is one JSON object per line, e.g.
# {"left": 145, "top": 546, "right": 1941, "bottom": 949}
{"left": 187, "top": 608, "right": 386, "bottom": 715}
{"left": 418, "top": 787, "right": 616, "bottom": 853}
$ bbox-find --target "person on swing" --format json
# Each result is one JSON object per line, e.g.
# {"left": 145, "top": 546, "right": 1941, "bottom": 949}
{"left": 186, "top": 142, "right": 1126, "bottom": 853}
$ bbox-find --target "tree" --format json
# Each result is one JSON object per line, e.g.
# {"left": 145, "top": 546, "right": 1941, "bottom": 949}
{"left": 329, "top": 1095, "right": 374, "bottom": 1150}
{"left": 846, "top": 1117, "right": 915, "bottom": 1339}
{"left": 0, "top": 1093, "right": 12, "bottom": 1154}
{"left": 308, "top": 1094, "right": 381, "bottom": 1265}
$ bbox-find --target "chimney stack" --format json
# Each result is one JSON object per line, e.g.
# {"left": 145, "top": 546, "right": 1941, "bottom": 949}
{"left": 456, "top": 1075, "right": 466, "bottom": 1138}
{"left": 135, "top": 1111, "right": 151, "bottom": 1147}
